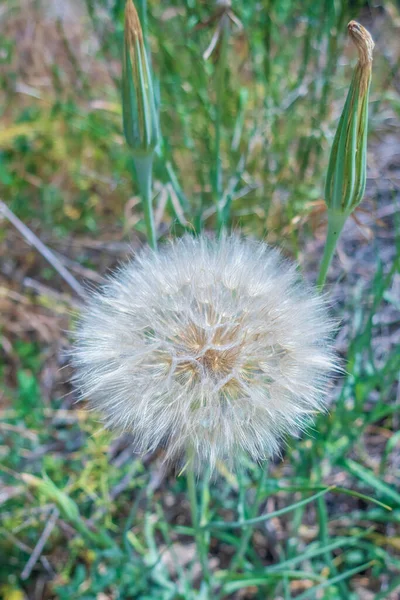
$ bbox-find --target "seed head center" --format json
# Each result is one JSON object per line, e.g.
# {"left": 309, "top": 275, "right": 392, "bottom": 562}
{"left": 199, "top": 347, "right": 239, "bottom": 378}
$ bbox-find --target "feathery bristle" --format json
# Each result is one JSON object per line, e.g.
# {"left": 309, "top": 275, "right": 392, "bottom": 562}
{"left": 72, "top": 235, "right": 337, "bottom": 470}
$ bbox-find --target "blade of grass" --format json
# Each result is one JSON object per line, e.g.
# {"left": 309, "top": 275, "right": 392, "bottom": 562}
{"left": 267, "top": 532, "right": 372, "bottom": 573}
{"left": 275, "top": 484, "right": 392, "bottom": 511}
{"left": 343, "top": 459, "right": 400, "bottom": 507}
{"left": 295, "top": 561, "right": 376, "bottom": 600}
{"left": 221, "top": 570, "right": 324, "bottom": 594}
{"left": 204, "top": 487, "right": 334, "bottom": 530}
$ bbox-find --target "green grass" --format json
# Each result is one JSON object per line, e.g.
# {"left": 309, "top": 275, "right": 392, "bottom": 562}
{"left": 1, "top": 0, "right": 400, "bottom": 598}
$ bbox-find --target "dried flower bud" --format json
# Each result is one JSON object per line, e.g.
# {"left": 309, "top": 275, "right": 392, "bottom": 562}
{"left": 325, "top": 21, "right": 374, "bottom": 217}
{"left": 122, "top": 0, "right": 158, "bottom": 156}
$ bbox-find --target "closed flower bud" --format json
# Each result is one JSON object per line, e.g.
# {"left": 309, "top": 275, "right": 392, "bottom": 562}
{"left": 325, "top": 21, "right": 374, "bottom": 217}
{"left": 122, "top": 0, "right": 158, "bottom": 156}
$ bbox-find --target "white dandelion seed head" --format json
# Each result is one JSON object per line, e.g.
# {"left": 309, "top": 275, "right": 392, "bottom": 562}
{"left": 72, "top": 235, "right": 336, "bottom": 469}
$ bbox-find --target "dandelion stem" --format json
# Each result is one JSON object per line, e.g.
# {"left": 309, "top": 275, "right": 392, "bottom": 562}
{"left": 187, "top": 465, "right": 211, "bottom": 591}
{"left": 317, "top": 211, "right": 347, "bottom": 290}
{"left": 231, "top": 465, "right": 269, "bottom": 571}
{"left": 133, "top": 155, "right": 157, "bottom": 250}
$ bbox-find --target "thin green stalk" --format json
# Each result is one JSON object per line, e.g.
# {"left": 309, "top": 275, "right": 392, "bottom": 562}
{"left": 215, "top": 19, "right": 229, "bottom": 235}
{"left": 231, "top": 466, "right": 269, "bottom": 571}
{"left": 200, "top": 465, "right": 211, "bottom": 528}
{"left": 314, "top": 462, "right": 349, "bottom": 599}
{"left": 318, "top": 2, "right": 347, "bottom": 123}
{"left": 317, "top": 211, "right": 347, "bottom": 290}
{"left": 133, "top": 155, "right": 157, "bottom": 250}
{"left": 287, "top": 502, "right": 306, "bottom": 562}
{"left": 187, "top": 466, "right": 211, "bottom": 591}
{"left": 262, "top": 0, "right": 274, "bottom": 88}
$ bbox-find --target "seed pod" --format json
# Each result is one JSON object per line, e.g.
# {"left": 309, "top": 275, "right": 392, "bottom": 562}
{"left": 325, "top": 21, "right": 374, "bottom": 217}
{"left": 122, "top": 0, "right": 158, "bottom": 156}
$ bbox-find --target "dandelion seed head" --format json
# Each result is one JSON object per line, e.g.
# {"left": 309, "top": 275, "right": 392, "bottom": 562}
{"left": 72, "top": 235, "right": 336, "bottom": 469}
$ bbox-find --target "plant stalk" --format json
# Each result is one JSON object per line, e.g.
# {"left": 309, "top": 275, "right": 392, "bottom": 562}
{"left": 215, "top": 18, "right": 229, "bottom": 235}
{"left": 133, "top": 155, "right": 157, "bottom": 250}
{"left": 231, "top": 465, "right": 268, "bottom": 571}
{"left": 314, "top": 460, "right": 349, "bottom": 599}
{"left": 317, "top": 211, "right": 347, "bottom": 290}
{"left": 187, "top": 465, "right": 211, "bottom": 591}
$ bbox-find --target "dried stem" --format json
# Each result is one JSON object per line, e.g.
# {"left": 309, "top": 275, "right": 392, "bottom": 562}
{"left": 0, "top": 200, "right": 85, "bottom": 299}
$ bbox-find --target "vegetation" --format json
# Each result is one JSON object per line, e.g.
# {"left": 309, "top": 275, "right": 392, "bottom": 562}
{"left": 0, "top": 0, "right": 399, "bottom": 598}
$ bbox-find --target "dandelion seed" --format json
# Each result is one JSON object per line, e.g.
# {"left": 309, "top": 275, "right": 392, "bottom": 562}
{"left": 72, "top": 235, "right": 336, "bottom": 469}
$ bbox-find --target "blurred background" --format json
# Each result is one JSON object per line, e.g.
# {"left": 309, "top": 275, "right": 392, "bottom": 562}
{"left": 0, "top": 1, "right": 399, "bottom": 599}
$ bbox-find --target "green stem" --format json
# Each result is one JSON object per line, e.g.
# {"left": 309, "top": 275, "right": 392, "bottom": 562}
{"left": 187, "top": 465, "right": 211, "bottom": 591}
{"left": 215, "top": 18, "right": 229, "bottom": 236}
{"left": 133, "top": 155, "right": 157, "bottom": 250}
{"left": 231, "top": 465, "right": 269, "bottom": 571}
{"left": 317, "top": 211, "right": 347, "bottom": 290}
{"left": 314, "top": 461, "right": 349, "bottom": 599}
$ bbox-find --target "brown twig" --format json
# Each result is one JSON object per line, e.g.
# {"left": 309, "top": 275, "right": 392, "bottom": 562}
{"left": 21, "top": 507, "right": 60, "bottom": 580}
{"left": 1, "top": 527, "right": 53, "bottom": 576}
{"left": 0, "top": 200, "right": 85, "bottom": 299}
